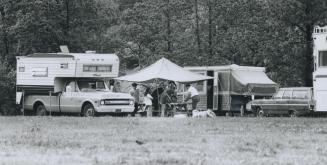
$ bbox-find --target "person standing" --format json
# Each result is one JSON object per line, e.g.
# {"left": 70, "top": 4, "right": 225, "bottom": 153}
{"left": 160, "top": 86, "right": 174, "bottom": 117}
{"left": 184, "top": 83, "right": 200, "bottom": 110}
{"left": 130, "top": 82, "right": 140, "bottom": 116}
{"left": 143, "top": 87, "right": 153, "bottom": 117}
{"left": 109, "top": 79, "right": 115, "bottom": 92}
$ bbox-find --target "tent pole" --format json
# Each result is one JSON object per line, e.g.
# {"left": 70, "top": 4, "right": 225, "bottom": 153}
{"left": 228, "top": 67, "right": 231, "bottom": 114}
{"left": 155, "top": 78, "right": 160, "bottom": 117}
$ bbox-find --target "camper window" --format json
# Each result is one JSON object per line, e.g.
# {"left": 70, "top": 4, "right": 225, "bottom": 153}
{"left": 319, "top": 51, "right": 327, "bottom": 67}
{"left": 83, "top": 65, "right": 112, "bottom": 72}
{"left": 60, "top": 63, "right": 68, "bottom": 69}
{"left": 32, "top": 67, "right": 48, "bottom": 77}
{"left": 19, "top": 67, "right": 25, "bottom": 72}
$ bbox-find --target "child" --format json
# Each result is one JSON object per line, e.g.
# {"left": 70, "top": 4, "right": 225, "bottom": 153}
{"left": 143, "top": 87, "right": 153, "bottom": 117}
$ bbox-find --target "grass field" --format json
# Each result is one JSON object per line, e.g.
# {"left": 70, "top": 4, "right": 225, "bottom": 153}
{"left": 1, "top": 117, "right": 327, "bottom": 165}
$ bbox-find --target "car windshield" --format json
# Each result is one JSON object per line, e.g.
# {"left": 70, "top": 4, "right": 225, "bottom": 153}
{"left": 293, "top": 90, "right": 309, "bottom": 99}
{"left": 77, "top": 81, "right": 107, "bottom": 92}
{"left": 273, "top": 90, "right": 284, "bottom": 99}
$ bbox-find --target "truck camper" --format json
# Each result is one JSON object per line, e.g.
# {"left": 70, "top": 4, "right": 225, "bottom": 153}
{"left": 16, "top": 52, "right": 134, "bottom": 116}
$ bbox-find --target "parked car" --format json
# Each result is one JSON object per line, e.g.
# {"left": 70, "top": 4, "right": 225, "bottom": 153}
{"left": 246, "top": 87, "right": 314, "bottom": 117}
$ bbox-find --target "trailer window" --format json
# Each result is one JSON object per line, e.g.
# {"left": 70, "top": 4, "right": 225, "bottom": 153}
{"left": 60, "top": 63, "right": 68, "bottom": 69}
{"left": 19, "top": 67, "right": 25, "bottom": 72}
{"left": 32, "top": 67, "right": 48, "bottom": 77}
{"left": 319, "top": 51, "right": 327, "bottom": 67}
{"left": 83, "top": 65, "right": 112, "bottom": 72}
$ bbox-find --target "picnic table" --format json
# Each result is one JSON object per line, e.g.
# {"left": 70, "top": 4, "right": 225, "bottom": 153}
{"left": 137, "top": 102, "right": 190, "bottom": 117}
{"left": 167, "top": 102, "right": 189, "bottom": 117}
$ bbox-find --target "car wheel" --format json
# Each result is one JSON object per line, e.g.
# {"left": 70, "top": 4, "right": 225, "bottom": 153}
{"left": 83, "top": 104, "right": 95, "bottom": 117}
{"left": 256, "top": 107, "right": 264, "bottom": 117}
{"left": 36, "top": 104, "right": 47, "bottom": 116}
{"left": 290, "top": 110, "right": 298, "bottom": 117}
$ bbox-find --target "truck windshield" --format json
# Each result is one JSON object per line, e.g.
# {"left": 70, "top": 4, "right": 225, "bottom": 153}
{"left": 77, "top": 81, "right": 107, "bottom": 92}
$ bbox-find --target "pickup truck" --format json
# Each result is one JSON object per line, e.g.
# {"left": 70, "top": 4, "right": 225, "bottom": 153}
{"left": 246, "top": 87, "right": 314, "bottom": 117}
{"left": 23, "top": 78, "right": 135, "bottom": 116}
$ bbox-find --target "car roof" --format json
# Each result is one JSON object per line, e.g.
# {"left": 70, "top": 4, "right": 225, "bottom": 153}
{"left": 279, "top": 87, "right": 312, "bottom": 90}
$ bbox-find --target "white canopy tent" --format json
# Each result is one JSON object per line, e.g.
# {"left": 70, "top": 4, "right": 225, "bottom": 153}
{"left": 116, "top": 58, "right": 213, "bottom": 83}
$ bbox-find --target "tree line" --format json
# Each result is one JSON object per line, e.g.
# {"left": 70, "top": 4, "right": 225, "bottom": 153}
{"left": 0, "top": 0, "right": 327, "bottom": 109}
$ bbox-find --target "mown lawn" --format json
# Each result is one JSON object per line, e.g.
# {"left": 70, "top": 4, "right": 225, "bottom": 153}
{"left": 1, "top": 116, "right": 327, "bottom": 165}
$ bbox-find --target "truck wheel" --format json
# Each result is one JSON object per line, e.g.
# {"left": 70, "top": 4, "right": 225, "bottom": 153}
{"left": 83, "top": 104, "right": 95, "bottom": 117}
{"left": 290, "top": 111, "right": 298, "bottom": 117}
{"left": 256, "top": 107, "right": 264, "bottom": 117}
{"left": 36, "top": 104, "right": 47, "bottom": 116}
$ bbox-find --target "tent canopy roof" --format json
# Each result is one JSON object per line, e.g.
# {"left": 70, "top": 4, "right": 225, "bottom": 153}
{"left": 116, "top": 58, "right": 213, "bottom": 83}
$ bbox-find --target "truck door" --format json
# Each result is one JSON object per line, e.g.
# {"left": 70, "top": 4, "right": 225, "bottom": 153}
{"left": 60, "top": 81, "right": 79, "bottom": 113}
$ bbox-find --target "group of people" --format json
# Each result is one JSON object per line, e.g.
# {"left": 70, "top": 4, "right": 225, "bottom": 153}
{"left": 128, "top": 81, "right": 200, "bottom": 117}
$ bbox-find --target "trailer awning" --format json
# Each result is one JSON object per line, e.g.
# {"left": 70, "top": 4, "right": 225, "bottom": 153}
{"left": 218, "top": 69, "right": 277, "bottom": 96}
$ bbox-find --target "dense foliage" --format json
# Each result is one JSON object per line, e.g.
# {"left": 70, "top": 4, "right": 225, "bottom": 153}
{"left": 0, "top": 0, "right": 327, "bottom": 109}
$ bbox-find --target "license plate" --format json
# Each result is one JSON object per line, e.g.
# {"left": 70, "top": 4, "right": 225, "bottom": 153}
{"left": 115, "top": 109, "right": 121, "bottom": 112}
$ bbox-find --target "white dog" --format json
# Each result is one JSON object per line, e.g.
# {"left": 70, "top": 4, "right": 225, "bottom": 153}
{"left": 192, "top": 109, "right": 216, "bottom": 118}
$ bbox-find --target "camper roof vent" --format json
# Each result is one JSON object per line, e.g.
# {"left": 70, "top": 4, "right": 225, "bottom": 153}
{"left": 85, "top": 51, "right": 96, "bottom": 54}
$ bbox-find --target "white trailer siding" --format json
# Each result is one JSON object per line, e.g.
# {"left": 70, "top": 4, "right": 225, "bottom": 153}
{"left": 312, "top": 26, "right": 327, "bottom": 111}
{"left": 16, "top": 53, "right": 119, "bottom": 88}
{"left": 17, "top": 57, "right": 76, "bottom": 86}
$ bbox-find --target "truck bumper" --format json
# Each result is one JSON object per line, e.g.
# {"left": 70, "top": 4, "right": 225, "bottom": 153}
{"left": 95, "top": 105, "right": 134, "bottom": 113}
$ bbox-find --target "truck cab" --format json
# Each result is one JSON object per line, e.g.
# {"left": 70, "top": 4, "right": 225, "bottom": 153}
{"left": 59, "top": 78, "right": 134, "bottom": 115}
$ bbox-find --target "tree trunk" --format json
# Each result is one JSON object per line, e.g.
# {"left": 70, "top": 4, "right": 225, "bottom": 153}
{"left": 207, "top": 0, "right": 213, "bottom": 64}
{"left": 195, "top": 0, "right": 201, "bottom": 57}
{"left": 65, "top": 0, "right": 70, "bottom": 44}
{"left": 165, "top": 0, "right": 172, "bottom": 53}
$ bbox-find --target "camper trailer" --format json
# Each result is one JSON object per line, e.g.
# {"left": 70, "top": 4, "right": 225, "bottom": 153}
{"left": 182, "top": 65, "right": 277, "bottom": 115}
{"left": 16, "top": 52, "right": 134, "bottom": 116}
{"left": 312, "top": 26, "right": 327, "bottom": 112}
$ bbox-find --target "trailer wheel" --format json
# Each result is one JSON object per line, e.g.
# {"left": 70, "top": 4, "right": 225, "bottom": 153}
{"left": 256, "top": 107, "right": 264, "bottom": 117}
{"left": 36, "top": 104, "right": 47, "bottom": 116}
{"left": 82, "top": 104, "right": 95, "bottom": 117}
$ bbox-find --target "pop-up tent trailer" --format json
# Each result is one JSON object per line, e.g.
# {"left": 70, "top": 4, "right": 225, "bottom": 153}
{"left": 183, "top": 64, "right": 277, "bottom": 114}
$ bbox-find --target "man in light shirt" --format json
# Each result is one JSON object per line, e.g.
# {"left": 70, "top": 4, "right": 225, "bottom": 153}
{"left": 130, "top": 82, "right": 140, "bottom": 116}
{"left": 184, "top": 83, "right": 200, "bottom": 110}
